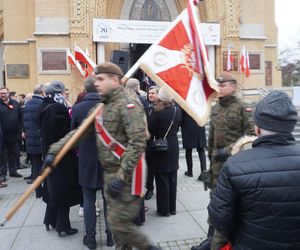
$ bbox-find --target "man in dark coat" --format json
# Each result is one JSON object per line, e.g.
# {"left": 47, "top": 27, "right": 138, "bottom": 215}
{"left": 23, "top": 84, "right": 45, "bottom": 197}
{"left": 0, "top": 119, "right": 7, "bottom": 188}
{"left": 208, "top": 91, "right": 300, "bottom": 249}
{"left": 38, "top": 81, "right": 82, "bottom": 236}
{"left": 71, "top": 76, "right": 113, "bottom": 249}
{"left": 0, "top": 87, "right": 23, "bottom": 181}
{"left": 181, "top": 110, "right": 207, "bottom": 180}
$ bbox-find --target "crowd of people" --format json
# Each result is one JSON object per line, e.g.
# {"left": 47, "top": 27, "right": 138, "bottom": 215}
{"left": 0, "top": 62, "right": 299, "bottom": 250}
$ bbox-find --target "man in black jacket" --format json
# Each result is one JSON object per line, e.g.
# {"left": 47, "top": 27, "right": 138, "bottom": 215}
{"left": 208, "top": 91, "right": 300, "bottom": 250}
{"left": 0, "top": 87, "right": 23, "bottom": 181}
{"left": 23, "top": 84, "right": 45, "bottom": 196}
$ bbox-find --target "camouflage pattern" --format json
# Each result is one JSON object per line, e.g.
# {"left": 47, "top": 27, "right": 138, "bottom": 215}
{"left": 48, "top": 86, "right": 150, "bottom": 250}
{"left": 208, "top": 95, "right": 255, "bottom": 190}
{"left": 98, "top": 87, "right": 149, "bottom": 250}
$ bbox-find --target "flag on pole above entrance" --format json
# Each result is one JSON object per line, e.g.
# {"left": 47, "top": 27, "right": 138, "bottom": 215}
{"left": 125, "top": 0, "right": 218, "bottom": 126}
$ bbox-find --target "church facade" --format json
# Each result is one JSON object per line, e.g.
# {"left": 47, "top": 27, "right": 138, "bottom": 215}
{"left": 1, "top": 0, "right": 281, "bottom": 97}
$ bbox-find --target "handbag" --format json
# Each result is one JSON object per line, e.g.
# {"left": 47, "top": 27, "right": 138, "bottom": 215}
{"left": 150, "top": 106, "right": 177, "bottom": 152}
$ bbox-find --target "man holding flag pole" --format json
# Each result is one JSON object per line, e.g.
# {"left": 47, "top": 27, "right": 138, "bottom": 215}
{"left": 1, "top": 1, "right": 219, "bottom": 249}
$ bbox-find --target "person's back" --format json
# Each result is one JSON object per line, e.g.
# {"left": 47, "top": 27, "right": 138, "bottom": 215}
{"left": 208, "top": 91, "right": 300, "bottom": 250}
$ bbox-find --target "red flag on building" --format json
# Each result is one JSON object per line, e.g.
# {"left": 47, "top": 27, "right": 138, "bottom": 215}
{"left": 126, "top": 0, "right": 218, "bottom": 126}
{"left": 227, "top": 46, "right": 234, "bottom": 72}
{"left": 245, "top": 51, "right": 250, "bottom": 77}
{"left": 67, "top": 50, "right": 86, "bottom": 77}
{"left": 239, "top": 45, "right": 246, "bottom": 73}
{"left": 74, "top": 43, "right": 97, "bottom": 77}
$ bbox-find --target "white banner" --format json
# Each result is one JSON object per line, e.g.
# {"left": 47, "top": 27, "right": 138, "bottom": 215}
{"left": 93, "top": 19, "right": 220, "bottom": 45}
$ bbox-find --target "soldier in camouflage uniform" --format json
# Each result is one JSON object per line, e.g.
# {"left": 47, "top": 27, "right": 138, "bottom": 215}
{"left": 44, "top": 62, "right": 159, "bottom": 250}
{"left": 191, "top": 72, "right": 255, "bottom": 250}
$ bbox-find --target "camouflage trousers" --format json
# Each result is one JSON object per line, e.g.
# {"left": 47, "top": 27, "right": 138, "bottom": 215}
{"left": 104, "top": 172, "right": 150, "bottom": 250}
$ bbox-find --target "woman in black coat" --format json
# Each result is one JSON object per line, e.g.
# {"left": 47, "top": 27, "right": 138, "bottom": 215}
{"left": 148, "top": 87, "right": 181, "bottom": 217}
{"left": 181, "top": 110, "right": 207, "bottom": 180}
{"left": 38, "top": 81, "right": 82, "bottom": 237}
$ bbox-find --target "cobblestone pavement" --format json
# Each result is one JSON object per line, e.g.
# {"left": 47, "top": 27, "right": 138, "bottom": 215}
{"left": 0, "top": 156, "right": 209, "bottom": 250}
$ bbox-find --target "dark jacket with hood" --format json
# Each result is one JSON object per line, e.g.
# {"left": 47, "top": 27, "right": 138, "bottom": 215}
{"left": 208, "top": 133, "right": 300, "bottom": 250}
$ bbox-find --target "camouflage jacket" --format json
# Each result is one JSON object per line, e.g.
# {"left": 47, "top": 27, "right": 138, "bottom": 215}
{"left": 96, "top": 87, "right": 147, "bottom": 183}
{"left": 48, "top": 87, "right": 147, "bottom": 184}
{"left": 208, "top": 95, "right": 255, "bottom": 160}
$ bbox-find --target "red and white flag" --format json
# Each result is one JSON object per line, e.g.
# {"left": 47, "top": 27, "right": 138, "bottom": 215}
{"left": 245, "top": 51, "right": 250, "bottom": 77}
{"left": 239, "top": 45, "right": 246, "bottom": 73}
{"left": 74, "top": 43, "right": 97, "bottom": 77}
{"left": 226, "top": 46, "right": 234, "bottom": 72}
{"left": 126, "top": 0, "right": 218, "bottom": 126}
{"left": 67, "top": 50, "right": 86, "bottom": 77}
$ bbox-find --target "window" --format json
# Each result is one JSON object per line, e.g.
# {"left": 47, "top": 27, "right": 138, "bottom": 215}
{"left": 38, "top": 48, "right": 70, "bottom": 74}
{"left": 248, "top": 52, "right": 264, "bottom": 72}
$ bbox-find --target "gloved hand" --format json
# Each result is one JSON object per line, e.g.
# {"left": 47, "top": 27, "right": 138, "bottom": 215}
{"left": 214, "top": 148, "right": 230, "bottom": 162}
{"left": 107, "top": 177, "right": 126, "bottom": 199}
{"left": 39, "top": 154, "right": 56, "bottom": 175}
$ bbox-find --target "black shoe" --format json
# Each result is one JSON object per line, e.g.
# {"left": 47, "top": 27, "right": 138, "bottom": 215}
{"left": 106, "top": 232, "right": 114, "bottom": 247}
{"left": 184, "top": 171, "right": 193, "bottom": 177}
{"left": 148, "top": 245, "right": 161, "bottom": 250}
{"left": 198, "top": 172, "right": 205, "bottom": 181}
{"left": 10, "top": 172, "right": 23, "bottom": 178}
{"left": 144, "top": 190, "right": 153, "bottom": 200}
{"left": 24, "top": 175, "right": 33, "bottom": 180}
{"left": 83, "top": 235, "right": 97, "bottom": 249}
{"left": 58, "top": 228, "right": 78, "bottom": 237}
{"left": 26, "top": 179, "right": 33, "bottom": 184}
{"left": 170, "top": 211, "right": 176, "bottom": 215}
{"left": 191, "top": 238, "right": 211, "bottom": 250}
{"left": 157, "top": 211, "right": 170, "bottom": 217}
{"left": 0, "top": 176, "right": 6, "bottom": 182}
{"left": 36, "top": 189, "right": 43, "bottom": 198}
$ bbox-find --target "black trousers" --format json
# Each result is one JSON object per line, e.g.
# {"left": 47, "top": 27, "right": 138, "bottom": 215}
{"left": 146, "top": 152, "right": 154, "bottom": 191}
{"left": 0, "top": 141, "right": 18, "bottom": 177}
{"left": 44, "top": 205, "right": 71, "bottom": 233}
{"left": 185, "top": 147, "right": 207, "bottom": 174}
{"left": 31, "top": 154, "right": 43, "bottom": 193}
{"left": 154, "top": 171, "right": 177, "bottom": 215}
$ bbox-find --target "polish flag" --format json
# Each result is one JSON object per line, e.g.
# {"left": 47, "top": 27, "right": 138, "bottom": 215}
{"left": 226, "top": 46, "right": 234, "bottom": 72}
{"left": 126, "top": 0, "right": 218, "bottom": 126}
{"left": 74, "top": 43, "right": 97, "bottom": 74}
{"left": 239, "top": 45, "right": 246, "bottom": 73}
{"left": 245, "top": 51, "right": 250, "bottom": 77}
{"left": 67, "top": 50, "right": 86, "bottom": 77}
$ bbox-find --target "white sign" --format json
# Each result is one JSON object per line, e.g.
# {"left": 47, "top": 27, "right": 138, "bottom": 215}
{"left": 293, "top": 86, "right": 300, "bottom": 106}
{"left": 93, "top": 19, "right": 220, "bottom": 45}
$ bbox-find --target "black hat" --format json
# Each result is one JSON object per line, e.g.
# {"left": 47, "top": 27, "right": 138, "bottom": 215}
{"left": 45, "top": 81, "right": 65, "bottom": 94}
{"left": 253, "top": 91, "right": 298, "bottom": 133}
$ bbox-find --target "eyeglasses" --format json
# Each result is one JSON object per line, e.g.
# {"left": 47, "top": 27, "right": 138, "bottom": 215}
{"left": 216, "top": 79, "right": 237, "bottom": 84}
{"left": 0, "top": 92, "right": 8, "bottom": 95}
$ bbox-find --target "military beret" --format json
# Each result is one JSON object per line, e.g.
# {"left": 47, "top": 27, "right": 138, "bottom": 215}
{"left": 94, "top": 62, "right": 124, "bottom": 77}
{"left": 45, "top": 80, "right": 65, "bottom": 94}
{"left": 216, "top": 72, "right": 237, "bottom": 84}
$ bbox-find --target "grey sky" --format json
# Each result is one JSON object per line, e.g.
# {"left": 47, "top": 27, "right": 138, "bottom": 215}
{"left": 275, "top": 0, "right": 300, "bottom": 49}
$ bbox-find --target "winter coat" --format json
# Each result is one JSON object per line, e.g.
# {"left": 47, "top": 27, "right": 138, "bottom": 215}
{"left": 23, "top": 95, "right": 43, "bottom": 155}
{"left": 0, "top": 99, "right": 22, "bottom": 142}
{"left": 38, "top": 97, "right": 82, "bottom": 209}
{"left": 71, "top": 92, "right": 103, "bottom": 189}
{"left": 181, "top": 110, "right": 206, "bottom": 149}
{"left": 208, "top": 133, "right": 300, "bottom": 250}
{"left": 148, "top": 104, "right": 182, "bottom": 173}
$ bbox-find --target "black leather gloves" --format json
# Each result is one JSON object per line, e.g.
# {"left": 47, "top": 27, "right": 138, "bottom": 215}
{"left": 40, "top": 154, "right": 56, "bottom": 174}
{"left": 107, "top": 177, "right": 126, "bottom": 199}
{"left": 214, "top": 148, "right": 230, "bottom": 162}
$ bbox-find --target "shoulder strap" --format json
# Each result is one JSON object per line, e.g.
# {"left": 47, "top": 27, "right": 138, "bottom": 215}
{"left": 163, "top": 106, "right": 177, "bottom": 139}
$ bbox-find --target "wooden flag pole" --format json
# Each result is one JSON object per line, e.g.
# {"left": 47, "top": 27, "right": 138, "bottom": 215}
{"left": 0, "top": 104, "right": 102, "bottom": 226}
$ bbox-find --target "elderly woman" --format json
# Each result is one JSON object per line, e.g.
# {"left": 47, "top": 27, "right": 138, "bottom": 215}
{"left": 38, "top": 81, "right": 82, "bottom": 237}
{"left": 148, "top": 86, "right": 181, "bottom": 217}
